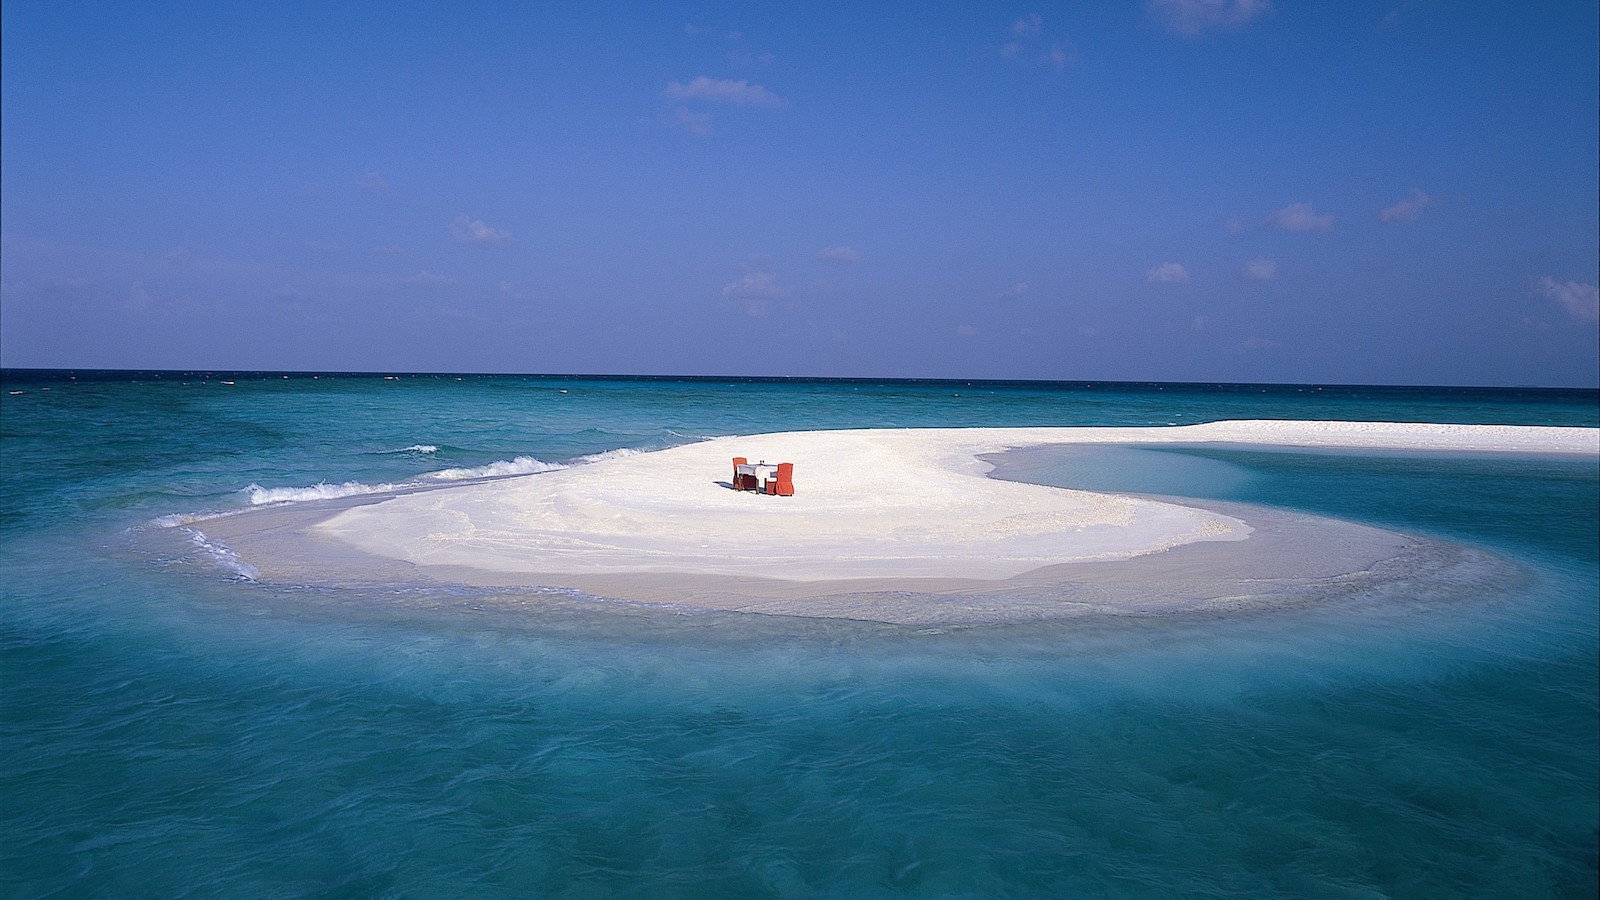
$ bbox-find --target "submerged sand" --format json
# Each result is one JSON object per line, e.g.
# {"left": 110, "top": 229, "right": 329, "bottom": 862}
{"left": 194, "top": 421, "right": 1597, "bottom": 625}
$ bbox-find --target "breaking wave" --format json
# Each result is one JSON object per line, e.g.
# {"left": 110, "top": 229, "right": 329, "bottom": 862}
{"left": 245, "top": 480, "right": 399, "bottom": 505}
{"left": 229, "top": 447, "right": 650, "bottom": 511}
{"left": 574, "top": 447, "right": 649, "bottom": 464}
{"left": 241, "top": 456, "right": 566, "bottom": 506}
{"left": 425, "top": 456, "right": 565, "bottom": 480}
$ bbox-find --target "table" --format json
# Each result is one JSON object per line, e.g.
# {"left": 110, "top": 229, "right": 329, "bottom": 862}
{"left": 735, "top": 461, "right": 777, "bottom": 491}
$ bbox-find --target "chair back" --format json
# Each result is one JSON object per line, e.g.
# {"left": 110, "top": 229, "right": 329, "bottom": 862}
{"left": 774, "top": 462, "right": 795, "bottom": 496}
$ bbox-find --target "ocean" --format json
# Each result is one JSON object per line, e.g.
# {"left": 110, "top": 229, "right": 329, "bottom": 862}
{"left": 2, "top": 371, "right": 1596, "bottom": 897}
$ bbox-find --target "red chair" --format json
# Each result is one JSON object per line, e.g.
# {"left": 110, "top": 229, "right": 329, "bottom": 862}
{"left": 732, "top": 457, "right": 756, "bottom": 491}
{"left": 770, "top": 462, "right": 794, "bottom": 496}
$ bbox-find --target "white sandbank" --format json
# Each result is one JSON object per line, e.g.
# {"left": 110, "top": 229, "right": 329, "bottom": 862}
{"left": 188, "top": 420, "right": 1592, "bottom": 623}
{"left": 309, "top": 420, "right": 1596, "bottom": 585}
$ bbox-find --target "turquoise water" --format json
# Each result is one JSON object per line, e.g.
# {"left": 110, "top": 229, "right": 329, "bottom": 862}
{"left": 2, "top": 372, "right": 1596, "bottom": 896}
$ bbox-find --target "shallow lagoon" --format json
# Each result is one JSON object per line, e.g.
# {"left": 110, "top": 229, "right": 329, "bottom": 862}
{"left": 2, "top": 374, "right": 1595, "bottom": 895}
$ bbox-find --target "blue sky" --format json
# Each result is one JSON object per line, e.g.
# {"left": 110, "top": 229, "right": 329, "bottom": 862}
{"left": 3, "top": 1, "right": 1596, "bottom": 385}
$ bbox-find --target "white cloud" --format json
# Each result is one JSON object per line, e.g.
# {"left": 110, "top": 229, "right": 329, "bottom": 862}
{"left": 1146, "top": 262, "right": 1191, "bottom": 283}
{"left": 1006, "top": 281, "right": 1029, "bottom": 296}
{"left": 722, "top": 271, "right": 789, "bottom": 316}
{"left": 664, "top": 76, "right": 788, "bottom": 107}
{"left": 1261, "top": 202, "right": 1334, "bottom": 232}
{"left": 672, "top": 106, "right": 712, "bottom": 135}
{"left": 1002, "top": 14, "right": 1073, "bottom": 68}
{"left": 1539, "top": 277, "right": 1600, "bottom": 323}
{"left": 500, "top": 280, "right": 535, "bottom": 301}
{"left": 406, "top": 270, "right": 456, "bottom": 286}
{"left": 1243, "top": 335, "right": 1280, "bottom": 349}
{"left": 956, "top": 324, "right": 979, "bottom": 337}
{"left": 816, "top": 245, "right": 860, "bottom": 262}
{"left": 729, "top": 47, "right": 776, "bottom": 66}
{"left": 1191, "top": 315, "right": 1209, "bottom": 330}
{"left": 1148, "top": 0, "right": 1274, "bottom": 37}
{"left": 722, "top": 271, "right": 787, "bottom": 299}
{"left": 1379, "top": 188, "right": 1432, "bottom": 223}
{"left": 356, "top": 171, "right": 389, "bottom": 193}
{"left": 451, "top": 215, "right": 514, "bottom": 247}
{"left": 1241, "top": 257, "right": 1277, "bottom": 281}
{"left": 1225, "top": 216, "right": 1244, "bottom": 234}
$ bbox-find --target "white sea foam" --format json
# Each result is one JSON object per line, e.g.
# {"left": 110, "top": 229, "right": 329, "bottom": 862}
{"left": 384, "top": 444, "right": 439, "bottom": 454}
{"left": 574, "top": 447, "right": 649, "bottom": 465}
{"left": 185, "top": 528, "right": 260, "bottom": 580}
{"left": 237, "top": 457, "right": 565, "bottom": 507}
{"left": 426, "top": 456, "right": 564, "bottom": 480}
{"left": 245, "top": 480, "right": 399, "bottom": 505}
{"left": 148, "top": 509, "right": 239, "bottom": 528}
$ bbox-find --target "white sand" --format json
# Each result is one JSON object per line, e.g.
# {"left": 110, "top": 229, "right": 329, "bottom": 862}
{"left": 315, "top": 421, "right": 1598, "bottom": 584}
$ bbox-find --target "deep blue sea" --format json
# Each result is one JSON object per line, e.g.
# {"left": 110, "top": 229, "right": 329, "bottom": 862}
{"left": 3, "top": 372, "right": 1596, "bottom": 897}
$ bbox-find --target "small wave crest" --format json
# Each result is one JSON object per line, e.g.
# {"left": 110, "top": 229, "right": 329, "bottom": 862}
{"left": 426, "top": 456, "right": 564, "bottom": 480}
{"left": 238, "top": 456, "right": 563, "bottom": 507}
{"left": 225, "top": 447, "right": 638, "bottom": 512}
{"left": 148, "top": 510, "right": 238, "bottom": 528}
{"left": 574, "top": 447, "right": 648, "bottom": 464}
{"left": 185, "top": 528, "right": 260, "bottom": 581}
{"left": 245, "top": 480, "right": 398, "bottom": 505}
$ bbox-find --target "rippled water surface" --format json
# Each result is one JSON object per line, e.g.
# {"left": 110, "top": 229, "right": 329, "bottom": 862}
{"left": 2, "top": 372, "right": 1596, "bottom": 896}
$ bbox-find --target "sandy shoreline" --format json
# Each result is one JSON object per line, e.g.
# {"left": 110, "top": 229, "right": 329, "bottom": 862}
{"left": 187, "top": 421, "right": 1593, "bottom": 624}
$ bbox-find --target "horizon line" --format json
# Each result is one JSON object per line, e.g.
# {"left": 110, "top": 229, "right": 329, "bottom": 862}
{"left": 2, "top": 367, "right": 1595, "bottom": 394}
